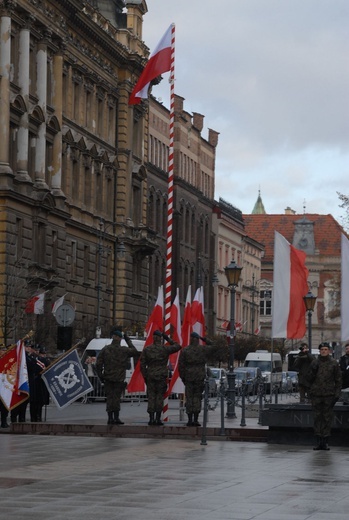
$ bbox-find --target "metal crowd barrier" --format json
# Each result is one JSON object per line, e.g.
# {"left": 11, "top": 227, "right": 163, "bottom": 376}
{"left": 81, "top": 376, "right": 147, "bottom": 403}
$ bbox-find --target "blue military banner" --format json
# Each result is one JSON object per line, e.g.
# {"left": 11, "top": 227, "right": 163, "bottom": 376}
{"left": 41, "top": 349, "right": 93, "bottom": 409}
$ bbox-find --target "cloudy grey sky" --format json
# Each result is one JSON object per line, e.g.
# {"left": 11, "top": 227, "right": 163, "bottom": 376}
{"left": 142, "top": 0, "right": 349, "bottom": 223}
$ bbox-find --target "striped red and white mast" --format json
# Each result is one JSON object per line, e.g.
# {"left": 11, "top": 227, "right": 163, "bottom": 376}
{"left": 163, "top": 23, "right": 176, "bottom": 422}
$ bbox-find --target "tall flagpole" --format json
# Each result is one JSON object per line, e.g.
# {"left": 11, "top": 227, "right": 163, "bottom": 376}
{"left": 163, "top": 23, "right": 175, "bottom": 422}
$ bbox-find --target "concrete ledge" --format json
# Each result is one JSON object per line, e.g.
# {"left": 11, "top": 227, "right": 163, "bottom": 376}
{"left": 261, "top": 403, "right": 349, "bottom": 446}
{"left": 8, "top": 422, "right": 268, "bottom": 443}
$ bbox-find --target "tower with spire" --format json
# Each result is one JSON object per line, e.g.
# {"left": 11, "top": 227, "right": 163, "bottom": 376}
{"left": 252, "top": 190, "right": 266, "bottom": 214}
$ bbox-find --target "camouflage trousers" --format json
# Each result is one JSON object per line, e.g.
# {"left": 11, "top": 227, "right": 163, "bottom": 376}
{"left": 146, "top": 378, "right": 167, "bottom": 413}
{"left": 185, "top": 381, "right": 205, "bottom": 414}
{"left": 311, "top": 396, "right": 335, "bottom": 437}
{"left": 104, "top": 381, "right": 125, "bottom": 413}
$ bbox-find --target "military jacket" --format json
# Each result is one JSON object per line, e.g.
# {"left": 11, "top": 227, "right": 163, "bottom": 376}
{"left": 308, "top": 355, "right": 342, "bottom": 398}
{"left": 140, "top": 343, "right": 180, "bottom": 381}
{"left": 178, "top": 343, "right": 216, "bottom": 383}
{"left": 96, "top": 338, "right": 138, "bottom": 383}
{"left": 293, "top": 352, "right": 314, "bottom": 386}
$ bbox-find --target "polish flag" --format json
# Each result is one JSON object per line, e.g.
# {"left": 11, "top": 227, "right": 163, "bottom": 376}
{"left": 144, "top": 285, "right": 164, "bottom": 347}
{"left": 52, "top": 294, "right": 66, "bottom": 316}
{"left": 129, "top": 25, "right": 173, "bottom": 105}
{"left": 168, "top": 287, "right": 192, "bottom": 395}
{"left": 169, "top": 288, "right": 182, "bottom": 346}
{"left": 341, "top": 234, "right": 349, "bottom": 341}
{"left": 25, "top": 293, "right": 45, "bottom": 314}
{"left": 127, "top": 286, "right": 164, "bottom": 393}
{"left": 168, "top": 290, "right": 182, "bottom": 388}
{"left": 181, "top": 286, "right": 192, "bottom": 348}
{"left": 0, "top": 340, "right": 29, "bottom": 410}
{"left": 272, "top": 231, "right": 309, "bottom": 339}
{"left": 191, "top": 287, "right": 205, "bottom": 341}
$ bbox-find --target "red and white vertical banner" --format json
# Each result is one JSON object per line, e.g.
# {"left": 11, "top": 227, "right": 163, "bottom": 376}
{"left": 341, "top": 233, "right": 349, "bottom": 341}
{"left": 271, "top": 231, "right": 309, "bottom": 339}
{"left": 163, "top": 24, "right": 176, "bottom": 422}
{"left": 191, "top": 287, "right": 205, "bottom": 342}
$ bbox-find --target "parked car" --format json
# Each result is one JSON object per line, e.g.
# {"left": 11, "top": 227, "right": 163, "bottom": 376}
{"left": 281, "top": 371, "right": 299, "bottom": 393}
{"left": 206, "top": 367, "right": 220, "bottom": 396}
{"left": 234, "top": 367, "right": 262, "bottom": 395}
{"left": 208, "top": 367, "right": 228, "bottom": 393}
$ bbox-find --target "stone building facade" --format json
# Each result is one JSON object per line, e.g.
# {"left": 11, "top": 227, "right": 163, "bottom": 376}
{"left": 147, "top": 95, "right": 219, "bottom": 335}
{"left": 0, "top": 0, "right": 157, "bottom": 347}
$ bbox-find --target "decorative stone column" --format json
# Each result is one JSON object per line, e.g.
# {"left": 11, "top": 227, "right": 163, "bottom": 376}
{"left": 34, "top": 31, "right": 50, "bottom": 191}
{"left": 16, "top": 16, "right": 34, "bottom": 184}
{"left": 0, "top": 1, "right": 14, "bottom": 179}
{"left": 51, "top": 41, "right": 65, "bottom": 201}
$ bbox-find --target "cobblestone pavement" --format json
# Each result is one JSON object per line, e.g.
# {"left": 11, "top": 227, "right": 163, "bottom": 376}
{"left": 1, "top": 396, "right": 349, "bottom": 519}
{"left": 0, "top": 433, "right": 348, "bottom": 520}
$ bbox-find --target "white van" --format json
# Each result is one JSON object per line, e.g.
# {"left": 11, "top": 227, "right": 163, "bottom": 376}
{"left": 81, "top": 337, "right": 146, "bottom": 399}
{"left": 244, "top": 350, "right": 282, "bottom": 389}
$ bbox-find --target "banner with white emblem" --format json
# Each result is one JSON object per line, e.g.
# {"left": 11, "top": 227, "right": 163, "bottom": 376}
{"left": 41, "top": 348, "right": 92, "bottom": 409}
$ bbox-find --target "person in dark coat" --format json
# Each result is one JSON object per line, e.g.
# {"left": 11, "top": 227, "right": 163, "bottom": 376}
{"left": 339, "top": 343, "right": 349, "bottom": 389}
{"left": 140, "top": 330, "right": 180, "bottom": 426}
{"left": 308, "top": 342, "right": 342, "bottom": 450}
{"left": 30, "top": 347, "right": 50, "bottom": 422}
{"left": 96, "top": 327, "right": 138, "bottom": 425}
{"left": 178, "top": 331, "right": 217, "bottom": 427}
{"left": 293, "top": 342, "right": 314, "bottom": 403}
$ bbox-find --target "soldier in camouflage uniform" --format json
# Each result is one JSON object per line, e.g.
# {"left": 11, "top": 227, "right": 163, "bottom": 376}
{"left": 308, "top": 342, "right": 342, "bottom": 450}
{"left": 96, "top": 327, "right": 138, "bottom": 425}
{"left": 140, "top": 330, "right": 180, "bottom": 425}
{"left": 178, "top": 331, "right": 216, "bottom": 427}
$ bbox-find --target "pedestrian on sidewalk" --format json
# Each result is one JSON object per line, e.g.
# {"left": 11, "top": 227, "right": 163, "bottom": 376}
{"left": 140, "top": 330, "right": 180, "bottom": 426}
{"left": 308, "top": 342, "right": 342, "bottom": 450}
{"left": 96, "top": 327, "right": 138, "bottom": 425}
{"left": 178, "top": 332, "right": 217, "bottom": 427}
{"left": 293, "top": 342, "right": 314, "bottom": 403}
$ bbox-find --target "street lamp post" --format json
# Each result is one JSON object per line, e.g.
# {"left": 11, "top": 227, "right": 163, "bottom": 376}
{"left": 303, "top": 291, "right": 317, "bottom": 350}
{"left": 224, "top": 260, "right": 243, "bottom": 418}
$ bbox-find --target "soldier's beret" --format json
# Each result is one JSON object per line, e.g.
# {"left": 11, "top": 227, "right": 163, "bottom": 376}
{"left": 153, "top": 330, "right": 163, "bottom": 337}
{"left": 190, "top": 332, "right": 200, "bottom": 339}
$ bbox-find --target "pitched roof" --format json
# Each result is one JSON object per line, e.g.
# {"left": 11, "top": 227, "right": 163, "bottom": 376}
{"left": 243, "top": 213, "right": 346, "bottom": 263}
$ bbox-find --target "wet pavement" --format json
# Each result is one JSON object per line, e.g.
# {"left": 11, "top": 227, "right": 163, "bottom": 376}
{"left": 1, "top": 397, "right": 349, "bottom": 519}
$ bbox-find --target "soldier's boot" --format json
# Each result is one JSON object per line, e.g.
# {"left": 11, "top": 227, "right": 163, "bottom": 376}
{"left": 313, "top": 435, "right": 322, "bottom": 450}
{"left": 1, "top": 418, "right": 9, "bottom": 428}
{"left": 107, "top": 412, "right": 114, "bottom": 425}
{"left": 155, "top": 412, "right": 163, "bottom": 426}
{"left": 193, "top": 413, "right": 201, "bottom": 427}
{"left": 322, "top": 437, "right": 330, "bottom": 450}
{"left": 186, "top": 414, "right": 193, "bottom": 426}
{"left": 148, "top": 413, "right": 155, "bottom": 426}
{"left": 113, "top": 412, "right": 124, "bottom": 425}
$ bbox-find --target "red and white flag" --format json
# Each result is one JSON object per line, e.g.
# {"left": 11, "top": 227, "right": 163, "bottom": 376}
{"left": 144, "top": 285, "right": 164, "bottom": 347}
{"left": 0, "top": 340, "right": 29, "bottom": 411}
{"left": 169, "top": 288, "right": 182, "bottom": 345}
{"left": 191, "top": 287, "right": 205, "bottom": 341}
{"left": 129, "top": 25, "right": 173, "bottom": 105}
{"left": 341, "top": 233, "right": 349, "bottom": 341}
{"left": 127, "top": 286, "right": 164, "bottom": 393}
{"left": 272, "top": 231, "right": 309, "bottom": 339}
{"left": 52, "top": 294, "right": 66, "bottom": 316}
{"left": 25, "top": 293, "right": 45, "bottom": 314}
{"left": 168, "top": 286, "right": 192, "bottom": 393}
{"left": 181, "top": 286, "right": 192, "bottom": 348}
